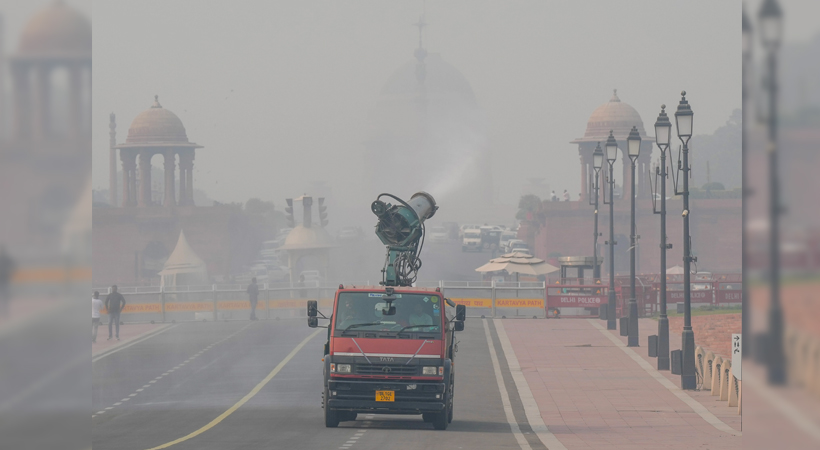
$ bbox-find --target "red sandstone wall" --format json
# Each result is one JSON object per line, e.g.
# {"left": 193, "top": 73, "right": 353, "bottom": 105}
{"left": 524, "top": 199, "right": 741, "bottom": 274}
{"left": 668, "top": 314, "right": 740, "bottom": 358}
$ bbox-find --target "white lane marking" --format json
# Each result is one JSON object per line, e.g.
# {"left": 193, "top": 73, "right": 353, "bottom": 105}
{"left": 136, "top": 389, "right": 144, "bottom": 392}
{"left": 482, "top": 319, "right": 532, "bottom": 450}
{"left": 589, "top": 319, "right": 742, "bottom": 436}
{"left": 129, "top": 393, "right": 137, "bottom": 397}
{"left": 142, "top": 385, "right": 150, "bottom": 388}
{"left": 96, "top": 411, "right": 105, "bottom": 414}
{"left": 744, "top": 369, "right": 820, "bottom": 441}
{"left": 121, "top": 398, "right": 130, "bottom": 402}
{"left": 149, "top": 380, "right": 157, "bottom": 383}
{"left": 495, "top": 319, "right": 568, "bottom": 450}
{"left": 105, "top": 407, "right": 113, "bottom": 410}
{"left": 113, "top": 402, "right": 121, "bottom": 406}
{"left": 92, "top": 324, "right": 177, "bottom": 363}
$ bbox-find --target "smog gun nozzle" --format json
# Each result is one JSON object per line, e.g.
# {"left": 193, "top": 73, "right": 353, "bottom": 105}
{"left": 371, "top": 192, "right": 437, "bottom": 287}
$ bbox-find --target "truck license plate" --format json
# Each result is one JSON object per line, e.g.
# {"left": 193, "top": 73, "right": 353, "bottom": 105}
{"left": 375, "top": 390, "right": 394, "bottom": 402}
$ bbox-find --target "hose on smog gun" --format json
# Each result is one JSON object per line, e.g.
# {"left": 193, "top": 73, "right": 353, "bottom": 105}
{"left": 371, "top": 192, "right": 437, "bottom": 287}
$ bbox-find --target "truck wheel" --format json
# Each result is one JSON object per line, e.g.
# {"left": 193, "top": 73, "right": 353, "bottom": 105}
{"left": 340, "top": 412, "right": 357, "bottom": 422}
{"left": 432, "top": 407, "right": 448, "bottom": 430}
{"left": 422, "top": 413, "right": 434, "bottom": 423}
{"left": 324, "top": 388, "right": 339, "bottom": 428}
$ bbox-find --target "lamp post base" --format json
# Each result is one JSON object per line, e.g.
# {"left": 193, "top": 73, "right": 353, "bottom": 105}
{"left": 767, "top": 306, "right": 787, "bottom": 384}
{"left": 681, "top": 327, "right": 697, "bottom": 390}
{"left": 627, "top": 299, "right": 639, "bottom": 347}
{"left": 657, "top": 315, "right": 670, "bottom": 371}
{"left": 607, "top": 290, "right": 617, "bottom": 330}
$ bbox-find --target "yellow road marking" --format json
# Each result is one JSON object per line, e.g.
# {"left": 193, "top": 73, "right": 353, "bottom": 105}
{"left": 144, "top": 329, "right": 322, "bottom": 450}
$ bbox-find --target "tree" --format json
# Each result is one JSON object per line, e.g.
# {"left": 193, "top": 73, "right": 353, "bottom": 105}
{"left": 516, "top": 194, "right": 542, "bottom": 221}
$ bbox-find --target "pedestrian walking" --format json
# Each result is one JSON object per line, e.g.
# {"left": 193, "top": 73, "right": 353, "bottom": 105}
{"left": 105, "top": 285, "right": 126, "bottom": 340}
{"left": 247, "top": 277, "right": 259, "bottom": 320}
{"left": 563, "top": 190, "right": 570, "bottom": 201}
{"left": 92, "top": 291, "right": 104, "bottom": 343}
{"left": 550, "top": 190, "right": 558, "bottom": 202}
{"left": 0, "top": 246, "right": 15, "bottom": 317}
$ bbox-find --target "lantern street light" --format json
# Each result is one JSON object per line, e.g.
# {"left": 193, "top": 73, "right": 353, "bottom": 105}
{"left": 759, "top": 0, "right": 786, "bottom": 385}
{"left": 626, "top": 126, "right": 641, "bottom": 347}
{"left": 741, "top": 4, "right": 752, "bottom": 358}
{"left": 675, "top": 91, "right": 696, "bottom": 390}
{"left": 590, "top": 143, "right": 604, "bottom": 281}
{"left": 653, "top": 105, "right": 672, "bottom": 370}
{"left": 604, "top": 130, "right": 619, "bottom": 330}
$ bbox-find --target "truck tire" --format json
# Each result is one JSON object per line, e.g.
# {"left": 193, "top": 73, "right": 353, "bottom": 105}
{"left": 432, "top": 405, "right": 448, "bottom": 430}
{"left": 324, "top": 387, "right": 339, "bottom": 428}
{"left": 422, "top": 413, "right": 434, "bottom": 423}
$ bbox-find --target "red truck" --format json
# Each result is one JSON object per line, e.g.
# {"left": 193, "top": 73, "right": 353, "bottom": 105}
{"left": 308, "top": 285, "right": 466, "bottom": 430}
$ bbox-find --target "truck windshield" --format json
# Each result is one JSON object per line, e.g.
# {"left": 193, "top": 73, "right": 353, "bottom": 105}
{"left": 334, "top": 292, "right": 443, "bottom": 338}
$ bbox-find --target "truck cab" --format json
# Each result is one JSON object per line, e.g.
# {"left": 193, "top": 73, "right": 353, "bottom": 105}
{"left": 308, "top": 286, "right": 466, "bottom": 430}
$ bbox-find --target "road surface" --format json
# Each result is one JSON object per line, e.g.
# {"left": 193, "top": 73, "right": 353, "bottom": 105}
{"left": 92, "top": 318, "right": 548, "bottom": 450}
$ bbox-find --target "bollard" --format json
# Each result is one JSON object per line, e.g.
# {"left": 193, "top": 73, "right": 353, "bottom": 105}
{"left": 720, "top": 360, "right": 732, "bottom": 401}
{"left": 619, "top": 317, "right": 628, "bottom": 336}
{"left": 599, "top": 304, "right": 607, "bottom": 320}
{"left": 671, "top": 349, "right": 682, "bottom": 375}
{"left": 711, "top": 356, "right": 723, "bottom": 396}
{"left": 648, "top": 335, "right": 658, "bottom": 357}
{"left": 676, "top": 302, "right": 684, "bottom": 314}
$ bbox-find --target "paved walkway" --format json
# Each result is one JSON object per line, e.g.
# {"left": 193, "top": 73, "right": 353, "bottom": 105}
{"left": 500, "top": 317, "right": 741, "bottom": 450}
{"left": 92, "top": 321, "right": 171, "bottom": 357}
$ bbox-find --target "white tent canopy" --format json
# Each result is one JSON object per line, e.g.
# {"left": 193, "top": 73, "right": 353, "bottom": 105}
{"left": 476, "top": 252, "right": 559, "bottom": 277}
{"left": 667, "top": 265, "right": 685, "bottom": 274}
{"left": 160, "top": 230, "right": 208, "bottom": 287}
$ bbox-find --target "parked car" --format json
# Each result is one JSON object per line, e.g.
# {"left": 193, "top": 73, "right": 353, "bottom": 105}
{"left": 460, "top": 224, "right": 480, "bottom": 238}
{"left": 507, "top": 240, "right": 530, "bottom": 254}
{"left": 428, "top": 225, "right": 449, "bottom": 243}
{"left": 499, "top": 231, "right": 517, "bottom": 250}
{"left": 299, "top": 270, "right": 323, "bottom": 287}
{"left": 462, "top": 230, "right": 481, "bottom": 252}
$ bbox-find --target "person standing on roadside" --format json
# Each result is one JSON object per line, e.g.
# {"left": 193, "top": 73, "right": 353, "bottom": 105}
{"left": 92, "top": 291, "right": 104, "bottom": 343}
{"left": 105, "top": 285, "right": 126, "bottom": 340}
{"left": 247, "top": 277, "right": 259, "bottom": 320}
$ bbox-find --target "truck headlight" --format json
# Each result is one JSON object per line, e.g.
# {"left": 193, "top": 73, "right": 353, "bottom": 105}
{"left": 337, "top": 364, "right": 352, "bottom": 374}
{"left": 422, "top": 366, "right": 438, "bottom": 375}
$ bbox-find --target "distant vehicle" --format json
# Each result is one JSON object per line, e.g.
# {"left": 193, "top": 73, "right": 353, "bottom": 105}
{"left": 300, "top": 270, "right": 323, "bottom": 287}
{"left": 462, "top": 230, "right": 481, "bottom": 252}
{"left": 459, "top": 224, "right": 479, "bottom": 238}
{"left": 479, "top": 228, "right": 501, "bottom": 251}
{"left": 337, "top": 227, "right": 362, "bottom": 241}
{"left": 499, "top": 231, "right": 517, "bottom": 250}
{"left": 428, "top": 226, "right": 449, "bottom": 243}
{"left": 507, "top": 241, "right": 530, "bottom": 254}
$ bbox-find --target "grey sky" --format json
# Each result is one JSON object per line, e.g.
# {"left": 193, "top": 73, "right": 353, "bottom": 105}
{"left": 90, "top": 0, "right": 744, "bottom": 211}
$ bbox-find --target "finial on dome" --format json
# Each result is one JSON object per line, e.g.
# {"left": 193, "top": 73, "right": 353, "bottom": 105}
{"left": 610, "top": 89, "right": 620, "bottom": 102}
{"left": 152, "top": 95, "right": 162, "bottom": 108}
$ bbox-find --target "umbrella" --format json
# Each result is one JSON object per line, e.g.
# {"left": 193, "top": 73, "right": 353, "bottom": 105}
{"left": 476, "top": 252, "right": 559, "bottom": 276}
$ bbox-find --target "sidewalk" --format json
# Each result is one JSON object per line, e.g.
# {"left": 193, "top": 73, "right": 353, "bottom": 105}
{"left": 92, "top": 321, "right": 171, "bottom": 357}
{"left": 500, "top": 317, "right": 741, "bottom": 450}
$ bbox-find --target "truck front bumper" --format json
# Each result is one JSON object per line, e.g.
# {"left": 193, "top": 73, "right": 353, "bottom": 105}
{"left": 327, "top": 379, "right": 446, "bottom": 414}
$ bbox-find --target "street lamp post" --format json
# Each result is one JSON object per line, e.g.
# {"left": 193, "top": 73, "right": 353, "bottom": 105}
{"left": 653, "top": 105, "right": 673, "bottom": 370}
{"left": 590, "top": 143, "right": 604, "bottom": 282}
{"left": 675, "top": 91, "right": 696, "bottom": 390}
{"left": 626, "top": 126, "right": 641, "bottom": 347}
{"left": 759, "top": 0, "right": 786, "bottom": 384}
{"left": 742, "top": 4, "right": 752, "bottom": 359}
{"left": 605, "top": 130, "right": 619, "bottom": 330}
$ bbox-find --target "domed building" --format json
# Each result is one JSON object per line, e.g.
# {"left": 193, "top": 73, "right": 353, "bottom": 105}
{"left": 9, "top": 0, "right": 92, "bottom": 144}
{"left": 112, "top": 95, "right": 202, "bottom": 207}
{"left": 363, "top": 25, "right": 492, "bottom": 210}
{"left": 571, "top": 90, "right": 654, "bottom": 200}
